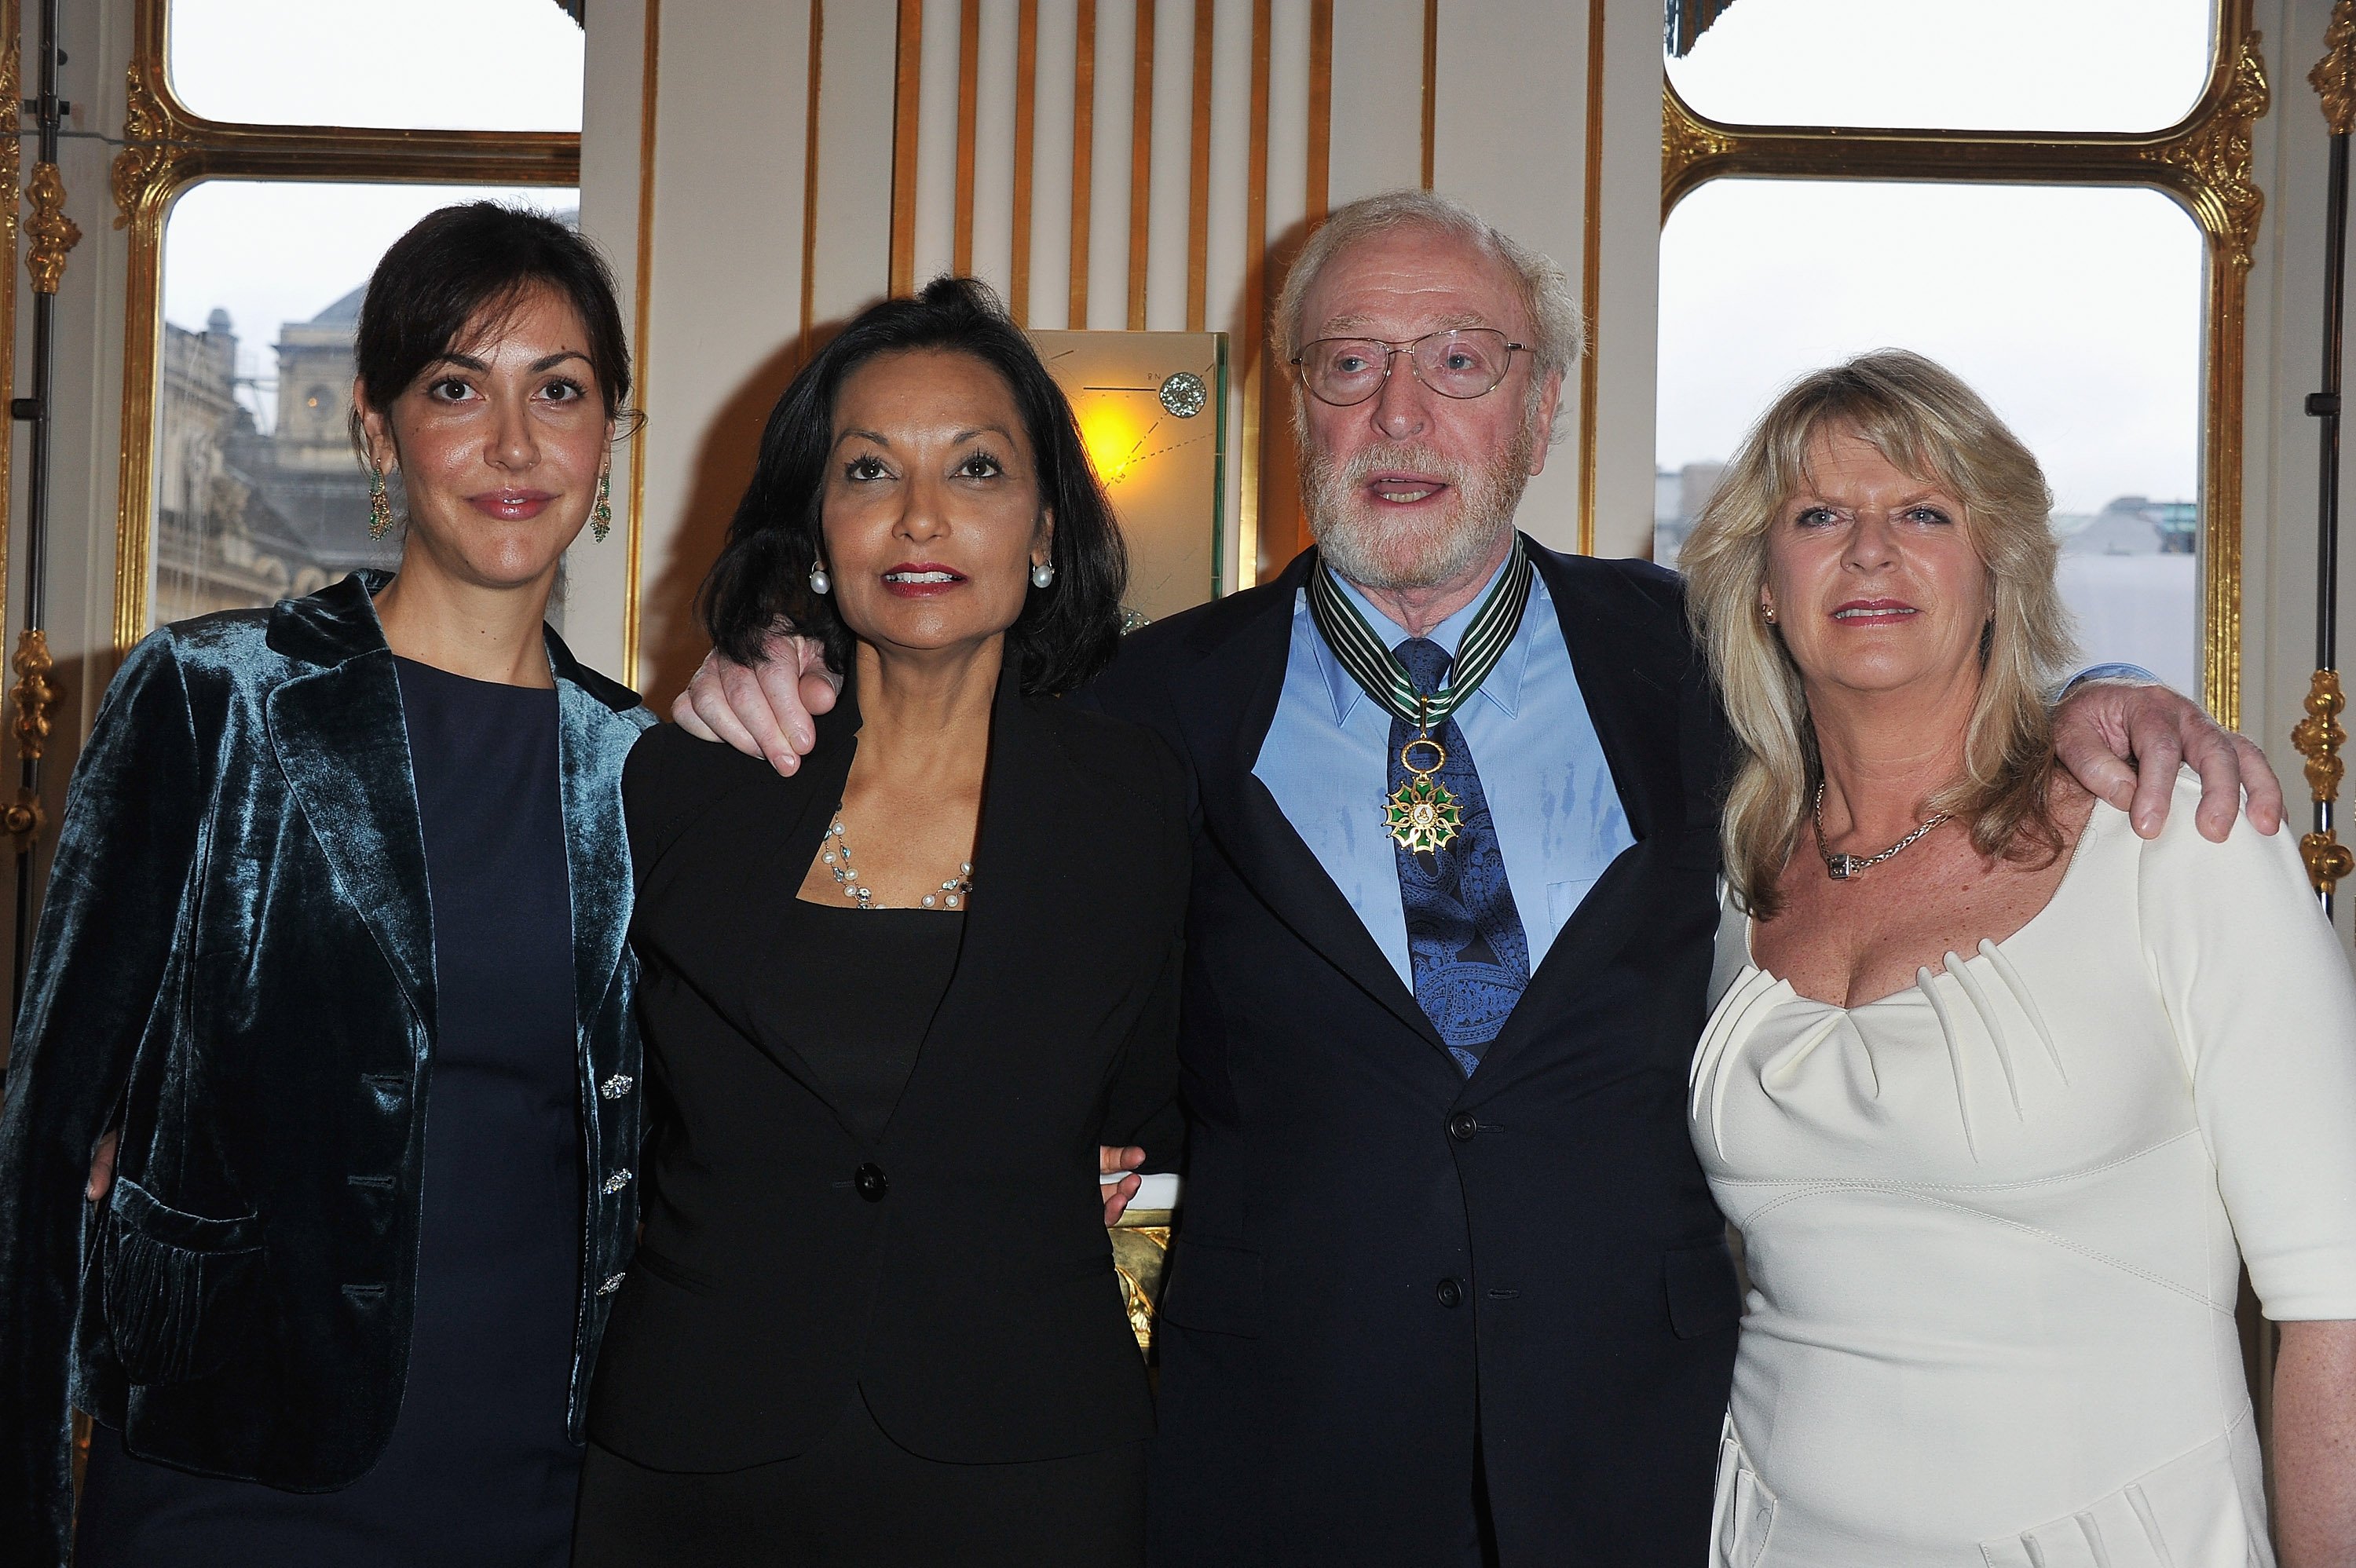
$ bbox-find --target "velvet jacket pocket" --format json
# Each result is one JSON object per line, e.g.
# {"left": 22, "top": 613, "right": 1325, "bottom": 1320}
{"left": 99, "top": 1178, "right": 264, "bottom": 1387}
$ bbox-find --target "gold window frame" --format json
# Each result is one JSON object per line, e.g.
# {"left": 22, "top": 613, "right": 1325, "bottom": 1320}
{"left": 1661, "top": 0, "right": 2266, "bottom": 727}
{"left": 106, "top": 0, "right": 582, "bottom": 653}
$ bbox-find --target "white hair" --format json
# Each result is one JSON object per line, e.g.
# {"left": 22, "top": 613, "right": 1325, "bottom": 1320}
{"left": 1273, "top": 189, "right": 1585, "bottom": 440}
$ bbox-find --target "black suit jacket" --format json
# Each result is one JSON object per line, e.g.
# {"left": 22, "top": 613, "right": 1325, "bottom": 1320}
{"left": 1088, "top": 541, "right": 1740, "bottom": 1567}
{"left": 587, "top": 667, "right": 1187, "bottom": 1471}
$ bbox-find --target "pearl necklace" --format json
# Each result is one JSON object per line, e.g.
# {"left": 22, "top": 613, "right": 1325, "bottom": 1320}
{"left": 821, "top": 812, "right": 973, "bottom": 910}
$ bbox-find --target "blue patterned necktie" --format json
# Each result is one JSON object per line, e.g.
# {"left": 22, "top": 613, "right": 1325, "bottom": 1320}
{"left": 1388, "top": 638, "right": 1530, "bottom": 1076}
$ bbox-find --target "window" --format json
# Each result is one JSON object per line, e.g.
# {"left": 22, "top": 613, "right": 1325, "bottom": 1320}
{"left": 1659, "top": 0, "right": 2259, "bottom": 721}
{"left": 112, "top": 0, "right": 582, "bottom": 643}
{"left": 1668, "top": 0, "right": 2215, "bottom": 133}
{"left": 154, "top": 180, "right": 579, "bottom": 627}
{"left": 167, "top": 0, "right": 584, "bottom": 131}
{"left": 1656, "top": 180, "right": 2204, "bottom": 693}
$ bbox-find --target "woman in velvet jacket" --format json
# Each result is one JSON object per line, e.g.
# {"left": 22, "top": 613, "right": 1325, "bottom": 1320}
{"left": 0, "top": 205, "right": 654, "bottom": 1567}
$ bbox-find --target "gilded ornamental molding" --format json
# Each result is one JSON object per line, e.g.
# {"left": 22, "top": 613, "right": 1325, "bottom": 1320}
{"left": 24, "top": 163, "right": 79, "bottom": 296}
{"left": 2315, "top": 0, "right": 2356, "bottom": 137}
{"left": 2141, "top": 32, "right": 2270, "bottom": 272}
{"left": 109, "top": 62, "right": 170, "bottom": 230}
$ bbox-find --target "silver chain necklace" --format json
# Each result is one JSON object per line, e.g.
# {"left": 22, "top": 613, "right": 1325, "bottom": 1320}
{"left": 821, "top": 812, "right": 973, "bottom": 910}
{"left": 1811, "top": 783, "right": 1951, "bottom": 881}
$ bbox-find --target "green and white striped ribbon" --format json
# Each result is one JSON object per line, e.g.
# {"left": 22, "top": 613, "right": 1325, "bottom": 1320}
{"left": 1306, "top": 536, "right": 1533, "bottom": 734}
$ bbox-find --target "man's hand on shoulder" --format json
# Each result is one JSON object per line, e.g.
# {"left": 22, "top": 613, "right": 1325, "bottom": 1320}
{"left": 671, "top": 628, "right": 842, "bottom": 775}
{"left": 2051, "top": 677, "right": 2283, "bottom": 842}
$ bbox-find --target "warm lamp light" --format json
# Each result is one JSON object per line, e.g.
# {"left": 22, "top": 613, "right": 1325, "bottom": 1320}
{"left": 1029, "top": 330, "right": 1229, "bottom": 621}
{"left": 1079, "top": 405, "right": 1151, "bottom": 487}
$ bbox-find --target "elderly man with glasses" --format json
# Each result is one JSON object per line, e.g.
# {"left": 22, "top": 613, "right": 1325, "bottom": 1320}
{"left": 677, "top": 189, "right": 2277, "bottom": 1567}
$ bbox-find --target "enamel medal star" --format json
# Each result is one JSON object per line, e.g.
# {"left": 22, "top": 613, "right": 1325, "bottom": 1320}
{"left": 1386, "top": 772, "right": 1462, "bottom": 853}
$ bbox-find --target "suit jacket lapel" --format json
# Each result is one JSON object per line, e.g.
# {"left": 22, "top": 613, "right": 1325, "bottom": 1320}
{"left": 883, "top": 666, "right": 1067, "bottom": 1139}
{"left": 263, "top": 586, "right": 435, "bottom": 1033}
{"left": 1188, "top": 554, "right": 1443, "bottom": 1051}
{"left": 554, "top": 676, "right": 638, "bottom": 1044}
{"left": 1462, "top": 543, "right": 1689, "bottom": 1091}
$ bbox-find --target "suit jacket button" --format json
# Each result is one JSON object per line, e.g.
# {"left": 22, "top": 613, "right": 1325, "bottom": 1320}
{"left": 855, "top": 1163, "right": 889, "bottom": 1201}
{"left": 1447, "top": 1112, "right": 1478, "bottom": 1142}
{"left": 1436, "top": 1277, "right": 1463, "bottom": 1308}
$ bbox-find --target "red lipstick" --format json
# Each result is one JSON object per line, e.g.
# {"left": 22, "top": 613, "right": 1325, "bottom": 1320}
{"left": 880, "top": 561, "right": 968, "bottom": 598}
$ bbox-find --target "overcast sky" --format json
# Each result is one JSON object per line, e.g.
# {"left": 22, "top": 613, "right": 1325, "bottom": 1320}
{"left": 160, "top": 0, "right": 582, "bottom": 421}
{"left": 1658, "top": 0, "right": 2218, "bottom": 514}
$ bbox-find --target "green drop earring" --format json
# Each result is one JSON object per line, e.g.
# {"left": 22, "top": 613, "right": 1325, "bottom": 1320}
{"left": 368, "top": 465, "right": 394, "bottom": 540}
{"left": 591, "top": 466, "right": 613, "bottom": 543}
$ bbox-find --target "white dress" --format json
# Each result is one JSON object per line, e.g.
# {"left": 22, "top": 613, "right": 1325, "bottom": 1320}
{"left": 1690, "top": 774, "right": 2356, "bottom": 1567}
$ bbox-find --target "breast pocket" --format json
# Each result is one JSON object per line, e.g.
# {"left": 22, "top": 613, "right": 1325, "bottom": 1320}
{"left": 1546, "top": 877, "right": 1601, "bottom": 929}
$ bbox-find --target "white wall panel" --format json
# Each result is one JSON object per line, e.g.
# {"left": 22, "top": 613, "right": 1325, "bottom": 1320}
{"left": 970, "top": 0, "right": 1023, "bottom": 295}
{"left": 1028, "top": 0, "right": 1082, "bottom": 327}
{"left": 1086, "top": 0, "right": 1138, "bottom": 327}
{"left": 912, "top": 0, "right": 965, "bottom": 287}
{"left": 1327, "top": 0, "right": 1424, "bottom": 207}
{"left": 1143, "top": 0, "right": 1197, "bottom": 331}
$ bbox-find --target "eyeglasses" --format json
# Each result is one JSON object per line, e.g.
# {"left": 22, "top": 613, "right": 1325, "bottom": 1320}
{"left": 1290, "top": 328, "right": 1526, "bottom": 407}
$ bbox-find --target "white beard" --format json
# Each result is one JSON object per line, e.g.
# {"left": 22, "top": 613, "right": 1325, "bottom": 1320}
{"left": 1300, "top": 430, "right": 1535, "bottom": 591}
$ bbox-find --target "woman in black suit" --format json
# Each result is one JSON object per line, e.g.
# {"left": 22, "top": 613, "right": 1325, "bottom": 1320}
{"left": 573, "top": 277, "right": 1185, "bottom": 1567}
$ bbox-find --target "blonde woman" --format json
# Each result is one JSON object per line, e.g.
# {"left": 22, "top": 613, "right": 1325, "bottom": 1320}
{"left": 1681, "top": 351, "right": 2356, "bottom": 1566}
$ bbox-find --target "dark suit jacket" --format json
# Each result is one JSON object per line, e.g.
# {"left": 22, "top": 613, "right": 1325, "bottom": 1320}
{"left": 1088, "top": 540, "right": 1740, "bottom": 1567}
{"left": 588, "top": 666, "right": 1187, "bottom": 1471}
{"left": 0, "top": 574, "right": 649, "bottom": 1568}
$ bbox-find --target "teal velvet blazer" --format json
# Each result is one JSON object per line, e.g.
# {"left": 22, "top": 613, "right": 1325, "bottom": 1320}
{"left": 0, "top": 573, "right": 653, "bottom": 1566}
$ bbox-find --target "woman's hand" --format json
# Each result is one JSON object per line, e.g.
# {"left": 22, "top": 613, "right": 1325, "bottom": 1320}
{"left": 2051, "top": 678, "right": 2282, "bottom": 842}
{"left": 671, "top": 627, "right": 842, "bottom": 775}
{"left": 1100, "top": 1144, "right": 1145, "bottom": 1226}
{"left": 2273, "top": 1318, "right": 2356, "bottom": 1567}
{"left": 86, "top": 1128, "right": 118, "bottom": 1202}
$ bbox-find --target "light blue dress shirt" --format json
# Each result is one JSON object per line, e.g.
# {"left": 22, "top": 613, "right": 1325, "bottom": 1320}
{"left": 1251, "top": 557, "right": 1636, "bottom": 988}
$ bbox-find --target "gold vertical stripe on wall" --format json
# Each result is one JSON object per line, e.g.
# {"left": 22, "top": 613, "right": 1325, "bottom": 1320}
{"left": 1238, "top": 0, "right": 1271, "bottom": 579}
{"left": 624, "top": 0, "right": 663, "bottom": 689}
{"left": 1070, "top": 0, "right": 1099, "bottom": 323}
{"left": 1011, "top": 0, "right": 1040, "bottom": 324}
{"left": 799, "top": 0, "right": 825, "bottom": 357}
{"left": 889, "top": 0, "right": 924, "bottom": 296}
{"left": 1185, "top": 0, "right": 1214, "bottom": 331}
{"left": 1306, "top": 0, "right": 1331, "bottom": 226}
{"left": 1128, "top": 0, "right": 1155, "bottom": 329}
{"left": 1574, "top": 0, "right": 1605, "bottom": 557}
{"left": 953, "top": 0, "right": 980, "bottom": 274}
{"left": 1420, "top": 0, "right": 1436, "bottom": 190}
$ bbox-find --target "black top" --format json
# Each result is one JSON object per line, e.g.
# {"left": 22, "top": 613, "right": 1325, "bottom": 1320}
{"left": 393, "top": 656, "right": 584, "bottom": 1549}
{"left": 72, "top": 657, "right": 585, "bottom": 1566}
{"left": 586, "top": 667, "right": 1187, "bottom": 1474}
{"left": 775, "top": 900, "right": 960, "bottom": 1142}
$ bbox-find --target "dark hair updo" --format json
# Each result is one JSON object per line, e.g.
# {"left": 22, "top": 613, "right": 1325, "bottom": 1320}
{"left": 352, "top": 203, "right": 633, "bottom": 435}
{"left": 698, "top": 276, "right": 1128, "bottom": 698}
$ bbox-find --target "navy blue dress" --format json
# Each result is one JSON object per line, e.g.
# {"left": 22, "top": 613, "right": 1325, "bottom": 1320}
{"left": 77, "top": 656, "right": 582, "bottom": 1566}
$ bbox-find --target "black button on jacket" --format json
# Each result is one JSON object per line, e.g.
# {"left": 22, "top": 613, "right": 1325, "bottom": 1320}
{"left": 0, "top": 575, "right": 650, "bottom": 1567}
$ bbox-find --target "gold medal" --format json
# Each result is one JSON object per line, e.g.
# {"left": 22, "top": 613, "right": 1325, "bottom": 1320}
{"left": 1387, "top": 733, "right": 1462, "bottom": 853}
